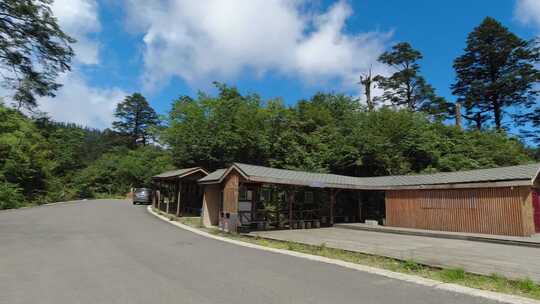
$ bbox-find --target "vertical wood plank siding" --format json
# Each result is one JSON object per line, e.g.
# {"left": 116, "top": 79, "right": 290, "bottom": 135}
{"left": 222, "top": 172, "right": 239, "bottom": 214}
{"left": 386, "top": 186, "right": 534, "bottom": 236}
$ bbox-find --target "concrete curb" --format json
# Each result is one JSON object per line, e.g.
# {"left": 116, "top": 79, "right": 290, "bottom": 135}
{"left": 147, "top": 206, "right": 540, "bottom": 304}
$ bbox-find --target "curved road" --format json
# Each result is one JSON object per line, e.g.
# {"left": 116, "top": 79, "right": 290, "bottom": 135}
{"left": 0, "top": 200, "right": 497, "bottom": 304}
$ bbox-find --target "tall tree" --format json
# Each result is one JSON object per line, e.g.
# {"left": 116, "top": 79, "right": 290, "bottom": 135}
{"left": 113, "top": 93, "right": 159, "bottom": 147}
{"left": 374, "top": 42, "right": 447, "bottom": 117}
{"left": 0, "top": 0, "right": 75, "bottom": 110}
{"left": 359, "top": 67, "right": 375, "bottom": 111}
{"left": 452, "top": 17, "right": 540, "bottom": 130}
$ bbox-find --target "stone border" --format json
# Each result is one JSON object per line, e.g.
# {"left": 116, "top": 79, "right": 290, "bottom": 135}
{"left": 147, "top": 206, "right": 539, "bottom": 304}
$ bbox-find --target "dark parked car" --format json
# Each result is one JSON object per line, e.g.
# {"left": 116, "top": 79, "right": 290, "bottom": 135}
{"left": 133, "top": 188, "right": 152, "bottom": 205}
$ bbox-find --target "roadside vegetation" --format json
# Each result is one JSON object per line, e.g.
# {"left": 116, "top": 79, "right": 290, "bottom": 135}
{"left": 158, "top": 208, "right": 540, "bottom": 300}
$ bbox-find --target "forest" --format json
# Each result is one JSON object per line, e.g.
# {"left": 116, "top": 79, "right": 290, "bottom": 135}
{"left": 1, "top": 2, "right": 540, "bottom": 209}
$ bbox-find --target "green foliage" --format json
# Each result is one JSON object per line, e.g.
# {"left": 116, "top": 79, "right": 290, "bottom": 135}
{"left": 113, "top": 93, "right": 160, "bottom": 147}
{"left": 521, "top": 107, "right": 540, "bottom": 145}
{"left": 452, "top": 17, "right": 540, "bottom": 130}
{"left": 517, "top": 278, "right": 540, "bottom": 293}
{"left": 0, "top": 0, "right": 75, "bottom": 109}
{"left": 0, "top": 104, "right": 52, "bottom": 203}
{"left": 374, "top": 42, "right": 449, "bottom": 118}
{"left": 0, "top": 182, "right": 24, "bottom": 210}
{"left": 0, "top": 83, "right": 535, "bottom": 210}
{"left": 0, "top": 103, "right": 169, "bottom": 208}
{"left": 163, "top": 83, "right": 532, "bottom": 176}
{"left": 75, "top": 146, "right": 174, "bottom": 197}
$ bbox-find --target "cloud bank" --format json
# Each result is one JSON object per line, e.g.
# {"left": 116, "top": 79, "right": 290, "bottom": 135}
{"left": 39, "top": 72, "right": 126, "bottom": 128}
{"left": 51, "top": 0, "right": 101, "bottom": 65}
{"left": 125, "top": 0, "right": 391, "bottom": 92}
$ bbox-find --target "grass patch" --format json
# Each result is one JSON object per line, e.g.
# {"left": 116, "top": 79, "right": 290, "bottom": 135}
{"left": 439, "top": 268, "right": 466, "bottom": 282}
{"left": 403, "top": 259, "right": 423, "bottom": 272}
{"left": 178, "top": 216, "right": 202, "bottom": 228}
{"left": 150, "top": 207, "right": 540, "bottom": 300}
{"left": 151, "top": 207, "right": 202, "bottom": 228}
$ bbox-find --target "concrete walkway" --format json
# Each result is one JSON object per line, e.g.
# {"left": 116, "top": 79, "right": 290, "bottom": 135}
{"left": 249, "top": 227, "right": 540, "bottom": 282}
{"left": 335, "top": 223, "right": 540, "bottom": 247}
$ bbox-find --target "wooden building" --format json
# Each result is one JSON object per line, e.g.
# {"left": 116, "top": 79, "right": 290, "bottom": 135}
{"left": 198, "top": 163, "right": 540, "bottom": 236}
{"left": 152, "top": 167, "right": 208, "bottom": 216}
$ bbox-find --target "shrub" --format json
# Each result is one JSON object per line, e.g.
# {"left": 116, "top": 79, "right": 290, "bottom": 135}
{"left": 0, "top": 182, "right": 25, "bottom": 210}
{"left": 517, "top": 278, "right": 539, "bottom": 293}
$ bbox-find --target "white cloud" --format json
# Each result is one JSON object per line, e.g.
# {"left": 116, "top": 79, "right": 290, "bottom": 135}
{"left": 515, "top": 0, "right": 540, "bottom": 29}
{"left": 34, "top": 0, "right": 127, "bottom": 129}
{"left": 39, "top": 71, "right": 127, "bottom": 128}
{"left": 51, "top": 0, "right": 101, "bottom": 65}
{"left": 124, "top": 0, "right": 391, "bottom": 92}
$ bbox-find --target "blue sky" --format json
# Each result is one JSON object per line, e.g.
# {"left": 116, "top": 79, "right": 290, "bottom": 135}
{"left": 37, "top": 0, "right": 540, "bottom": 131}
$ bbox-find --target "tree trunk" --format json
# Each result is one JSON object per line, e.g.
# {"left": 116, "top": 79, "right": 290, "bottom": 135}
{"left": 455, "top": 102, "right": 462, "bottom": 129}
{"left": 475, "top": 113, "right": 482, "bottom": 130}
{"left": 493, "top": 99, "right": 502, "bottom": 130}
{"left": 360, "top": 70, "right": 374, "bottom": 111}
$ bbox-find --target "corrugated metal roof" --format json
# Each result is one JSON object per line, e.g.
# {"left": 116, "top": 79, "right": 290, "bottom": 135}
{"left": 198, "top": 168, "right": 227, "bottom": 183}
{"left": 366, "top": 163, "right": 540, "bottom": 187}
{"left": 228, "top": 162, "right": 540, "bottom": 189}
{"left": 233, "top": 163, "right": 363, "bottom": 188}
{"left": 153, "top": 167, "right": 207, "bottom": 179}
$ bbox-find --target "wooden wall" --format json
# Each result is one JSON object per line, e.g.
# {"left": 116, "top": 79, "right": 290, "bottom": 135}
{"left": 222, "top": 171, "right": 239, "bottom": 214}
{"left": 202, "top": 184, "right": 221, "bottom": 227}
{"left": 385, "top": 186, "right": 535, "bottom": 236}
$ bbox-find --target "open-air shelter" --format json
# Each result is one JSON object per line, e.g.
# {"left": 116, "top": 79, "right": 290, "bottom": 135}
{"left": 198, "top": 163, "right": 540, "bottom": 236}
{"left": 152, "top": 167, "right": 208, "bottom": 216}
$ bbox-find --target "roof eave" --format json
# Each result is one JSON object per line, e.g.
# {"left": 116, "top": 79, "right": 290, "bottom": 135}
{"left": 245, "top": 176, "right": 533, "bottom": 190}
{"left": 153, "top": 167, "right": 208, "bottom": 180}
{"left": 381, "top": 179, "right": 532, "bottom": 190}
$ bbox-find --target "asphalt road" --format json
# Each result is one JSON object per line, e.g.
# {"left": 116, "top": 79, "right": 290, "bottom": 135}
{"left": 0, "top": 200, "right": 499, "bottom": 304}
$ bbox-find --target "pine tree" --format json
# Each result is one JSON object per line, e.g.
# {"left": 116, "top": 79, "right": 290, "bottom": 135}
{"left": 374, "top": 42, "right": 448, "bottom": 117}
{"left": 112, "top": 93, "right": 159, "bottom": 147}
{"left": 452, "top": 17, "right": 540, "bottom": 130}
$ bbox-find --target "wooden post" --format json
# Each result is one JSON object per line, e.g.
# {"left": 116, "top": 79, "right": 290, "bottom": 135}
{"left": 329, "top": 189, "right": 335, "bottom": 226}
{"left": 288, "top": 188, "right": 294, "bottom": 230}
{"left": 157, "top": 181, "right": 161, "bottom": 210}
{"left": 166, "top": 183, "right": 170, "bottom": 214}
{"left": 176, "top": 181, "right": 182, "bottom": 217}
{"left": 357, "top": 192, "right": 362, "bottom": 223}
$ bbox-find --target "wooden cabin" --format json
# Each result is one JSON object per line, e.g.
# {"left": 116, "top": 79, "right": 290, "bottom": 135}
{"left": 152, "top": 167, "right": 208, "bottom": 216}
{"left": 198, "top": 163, "right": 540, "bottom": 236}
